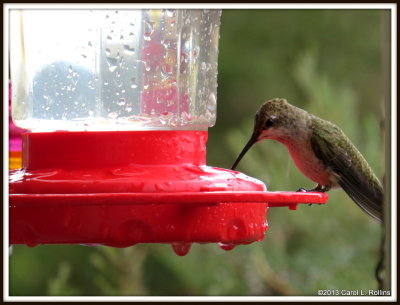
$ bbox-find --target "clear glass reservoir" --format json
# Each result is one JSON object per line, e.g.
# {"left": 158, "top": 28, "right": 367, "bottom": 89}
{"left": 10, "top": 9, "right": 221, "bottom": 131}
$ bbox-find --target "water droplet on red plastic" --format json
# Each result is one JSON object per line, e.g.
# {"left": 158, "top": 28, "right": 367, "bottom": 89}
{"left": 263, "top": 220, "right": 269, "bottom": 231}
{"left": 217, "top": 243, "right": 236, "bottom": 251}
{"left": 227, "top": 218, "right": 247, "bottom": 241}
{"left": 172, "top": 243, "right": 192, "bottom": 256}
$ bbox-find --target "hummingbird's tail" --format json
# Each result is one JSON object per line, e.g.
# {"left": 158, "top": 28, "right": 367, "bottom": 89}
{"left": 338, "top": 178, "right": 383, "bottom": 222}
{"left": 329, "top": 138, "right": 384, "bottom": 222}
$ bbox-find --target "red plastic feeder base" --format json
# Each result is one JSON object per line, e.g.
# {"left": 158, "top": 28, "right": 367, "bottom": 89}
{"left": 9, "top": 131, "right": 327, "bottom": 255}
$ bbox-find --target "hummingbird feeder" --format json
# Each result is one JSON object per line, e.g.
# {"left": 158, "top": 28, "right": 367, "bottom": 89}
{"left": 9, "top": 9, "right": 327, "bottom": 256}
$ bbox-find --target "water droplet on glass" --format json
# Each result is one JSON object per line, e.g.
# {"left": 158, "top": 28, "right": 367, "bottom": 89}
{"left": 88, "top": 41, "right": 93, "bottom": 47}
{"left": 118, "top": 98, "right": 126, "bottom": 106}
{"left": 107, "top": 35, "right": 112, "bottom": 40}
{"left": 120, "top": 34, "right": 124, "bottom": 40}
{"left": 87, "top": 80, "right": 95, "bottom": 90}
{"left": 109, "top": 65, "right": 117, "bottom": 73}
{"left": 171, "top": 243, "right": 192, "bottom": 256}
{"left": 207, "top": 93, "right": 217, "bottom": 112}
{"left": 161, "top": 66, "right": 171, "bottom": 81}
{"left": 126, "top": 106, "right": 133, "bottom": 112}
{"left": 183, "top": 40, "right": 191, "bottom": 55}
{"left": 123, "top": 44, "right": 135, "bottom": 55}
{"left": 106, "top": 57, "right": 118, "bottom": 72}
{"left": 105, "top": 48, "right": 111, "bottom": 56}
{"left": 165, "top": 9, "right": 174, "bottom": 18}
{"left": 109, "top": 112, "right": 118, "bottom": 119}
{"left": 181, "top": 111, "right": 192, "bottom": 121}
{"left": 143, "top": 20, "right": 155, "bottom": 40}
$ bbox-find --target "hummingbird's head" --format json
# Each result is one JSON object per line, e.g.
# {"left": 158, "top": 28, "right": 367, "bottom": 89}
{"left": 231, "top": 98, "right": 303, "bottom": 170}
{"left": 253, "top": 98, "right": 296, "bottom": 142}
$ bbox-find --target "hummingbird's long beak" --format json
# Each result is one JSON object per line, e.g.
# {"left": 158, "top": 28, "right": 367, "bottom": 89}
{"left": 231, "top": 131, "right": 259, "bottom": 170}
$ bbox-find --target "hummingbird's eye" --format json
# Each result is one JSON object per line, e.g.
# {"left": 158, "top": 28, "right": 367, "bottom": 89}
{"left": 265, "top": 118, "right": 274, "bottom": 128}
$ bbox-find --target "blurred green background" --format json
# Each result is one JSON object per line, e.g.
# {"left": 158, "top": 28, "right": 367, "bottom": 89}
{"left": 9, "top": 9, "right": 389, "bottom": 296}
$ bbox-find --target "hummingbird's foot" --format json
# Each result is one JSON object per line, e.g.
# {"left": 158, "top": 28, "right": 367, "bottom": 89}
{"left": 296, "top": 187, "right": 309, "bottom": 193}
{"left": 314, "top": 185, "right": 331, "bottom": 193}
{"left": 296, "top": 188, "right": 313, "bottom": 206}
{"left": 296, "top": 184, "right": 330, "bottom": 207}
{"left": 296, "top": 184, "right": 330, "bottom": 193}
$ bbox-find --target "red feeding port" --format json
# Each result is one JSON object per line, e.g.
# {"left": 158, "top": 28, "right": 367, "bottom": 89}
{"left": 9, "top": 130, "right": 327, "bottom": 255}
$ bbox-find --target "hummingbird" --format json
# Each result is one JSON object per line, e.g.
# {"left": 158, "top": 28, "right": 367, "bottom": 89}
{"left": 231, "top": 98, "right": 383, "bottom": 221}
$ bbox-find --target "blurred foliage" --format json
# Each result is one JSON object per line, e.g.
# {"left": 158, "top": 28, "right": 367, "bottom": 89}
{"left": 9, "top": 9, "right": 389, "bottom": 297}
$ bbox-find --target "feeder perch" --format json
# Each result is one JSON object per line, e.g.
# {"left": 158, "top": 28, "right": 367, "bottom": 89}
{"left": 9, "top": 9, "right": 327, "bottom": 256}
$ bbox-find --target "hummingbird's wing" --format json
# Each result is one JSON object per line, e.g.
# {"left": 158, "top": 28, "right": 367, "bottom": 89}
{"left": 310, "top": 119, "right": 383, "bottom": 222}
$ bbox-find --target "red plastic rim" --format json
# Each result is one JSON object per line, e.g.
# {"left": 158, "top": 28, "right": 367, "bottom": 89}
{"left": 9, "top": 131, "right": 327, "bottom": 251}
